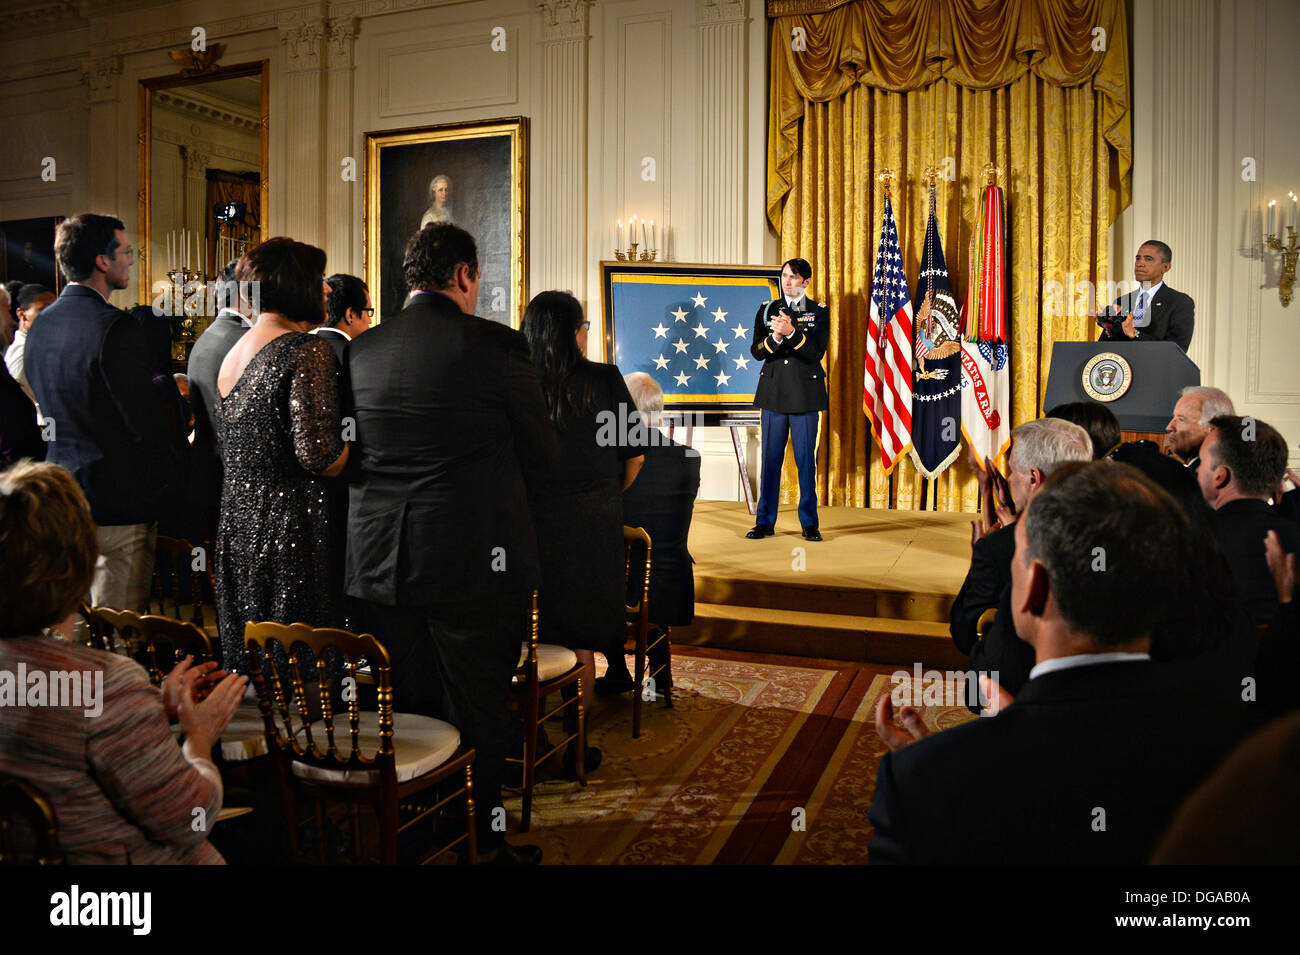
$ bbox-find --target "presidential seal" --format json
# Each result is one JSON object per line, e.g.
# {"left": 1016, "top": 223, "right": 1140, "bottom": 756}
{"left": 1082, "top": 352, "right": 1132, "bottom": 402}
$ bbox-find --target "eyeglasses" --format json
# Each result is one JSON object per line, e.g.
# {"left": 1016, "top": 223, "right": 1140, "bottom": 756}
{"left": 580, "top": 321, "right": 591, "bottom": 330}
{"left": 361, "top": 307, "right": 375, "bottom": 316}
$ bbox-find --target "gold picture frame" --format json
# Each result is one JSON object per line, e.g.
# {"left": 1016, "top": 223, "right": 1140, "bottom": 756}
{"left": 364, "top": 117, "right": 528, "bottom": 326}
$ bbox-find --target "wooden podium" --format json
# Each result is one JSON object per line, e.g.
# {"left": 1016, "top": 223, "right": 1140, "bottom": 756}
{"left": 1043, "top": 341, "right": 1200, "bottom": 447}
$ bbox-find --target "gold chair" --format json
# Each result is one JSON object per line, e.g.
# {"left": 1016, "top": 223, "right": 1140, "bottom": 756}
{"left": 976, "top": 608, "right": 997, "bottom": 641}
{"left": 506, "top": 591, "right": 587, "bottom": 833}
{"left": 244, "top": 621, "right": 477, "bottom": 864}
{"left": 151, "top": 535, "right": 215, "bottom": 628}
{"left": 0, "top": 776, "right": 62, "bottom": 865}
{"left": 624, "top": 526, "right": 672, "bottom": 738}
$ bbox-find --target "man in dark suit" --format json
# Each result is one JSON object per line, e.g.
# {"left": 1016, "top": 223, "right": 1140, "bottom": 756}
{"left": 746, "top": 258, "right": 829, "bottom": 542}
{"left": 185, "top": 260, "right": 251, "bottom": 546}
{"left": 1197, "top": 415, "right": 1300, "bottom": 625}
{"left": 620, "top": 372, "right": 701, "bottom": 693}
{"left": 949, "top": 418, "right": 1093, "bottom": 698}
{"left": 1098, "top": 240, "right": 1195, "bottom": 351}
{"left": 314, "top": 272, "right": 372, "bottom": 363}
{"left": 24, "top": 214, "right": 175, "bottom": 612}
{"left": 1164, "top": 385, "right": 1234, "bottom": 468}
{"left": 0, "top": 364, "right": 43, "bottom": 466}
{"left": 870, "top": 462, "right": 1246, "bottom": 865}
{"left": 345, "top": 223, "right": 555, "bottom": 865}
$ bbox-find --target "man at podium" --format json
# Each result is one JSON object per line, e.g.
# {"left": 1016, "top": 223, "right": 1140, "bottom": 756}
{"left": 1098, "top": 240, "right": 1194, "bottom": 351}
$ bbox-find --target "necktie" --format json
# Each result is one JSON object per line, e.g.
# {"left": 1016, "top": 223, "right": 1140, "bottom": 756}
{"left": 1133, "top": 291, "right": 1149, "bottom": 328}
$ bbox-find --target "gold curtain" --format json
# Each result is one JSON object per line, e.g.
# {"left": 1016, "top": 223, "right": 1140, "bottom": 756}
{"left": 766, "top": 0, "right": 1131, "bottom": 511}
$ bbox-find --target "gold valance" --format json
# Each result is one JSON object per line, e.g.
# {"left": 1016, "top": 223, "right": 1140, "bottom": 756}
{"left": 768, "top": 0, "right": 1131, "bottom": 228}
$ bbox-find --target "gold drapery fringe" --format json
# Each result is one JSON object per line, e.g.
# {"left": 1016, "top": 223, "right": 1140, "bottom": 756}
{"left": 766, "top": 0, "right": 1131, "bottom": 512}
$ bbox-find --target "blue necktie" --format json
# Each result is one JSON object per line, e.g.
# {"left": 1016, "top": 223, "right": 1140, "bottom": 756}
{"left": 1133, "top": 291, "right": 1150, "bottom": 328}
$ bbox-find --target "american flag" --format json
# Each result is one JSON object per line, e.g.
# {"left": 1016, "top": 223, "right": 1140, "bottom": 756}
{"left": 864, "top": 195, "right": 914, "bottom": 474}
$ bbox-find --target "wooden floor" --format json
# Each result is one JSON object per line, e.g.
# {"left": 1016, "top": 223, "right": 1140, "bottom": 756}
{"left": 673, "top": 501, "right": 974, "bottom": 668}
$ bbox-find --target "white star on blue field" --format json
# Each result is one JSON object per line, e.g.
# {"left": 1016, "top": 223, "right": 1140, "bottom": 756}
{"left": 610, "top": 277, "right": 777, "bottom": 399}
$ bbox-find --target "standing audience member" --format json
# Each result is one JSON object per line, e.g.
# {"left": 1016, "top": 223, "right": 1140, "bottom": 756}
{"left": 1044, "top": 401, "right": 1121, "bottom": 459}
{"left": 315, "top": 273, "right": 372, "bottom": 362}
{"left": 5, "top": 284, "right": 55, "bottom": 403}
{"left": 949, "top": 418, "right": 1093, "bottom": 698}
{"left": 0, "top": 362, "right": 43, "bottom": 466}
{"left": 620, "top": 372, "right": 700, "bottom": 695}
{"left": 24, "top": 213, "right": 175, "bottom": 612}
{"left": 186, "top": 260, "right": 252, "bottom": 546}
{"left": 1197, "top": 415, "right": 1300, "bottom": 625}
{"left": 0, "top": 283, "right": 14, "bottom": 350}
{"left": 213, "top": 238, "right": 348, "bottom": 672}
{"left": 1165, "top": 385, "right": 1234, "bottom": 468}
{"left": 871, "top": 462, "right": 1246, "bottom": 864}
{"left": 346, "top": 223, "right": 555, "bottom": 865}
{"left": 523, "top": 291, "right": 644, "bottom": 703}
{"left": 0, "top": 460, "right": 246, "bottom": 864}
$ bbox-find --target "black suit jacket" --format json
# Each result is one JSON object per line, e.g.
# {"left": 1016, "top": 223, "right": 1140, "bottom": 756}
{"left": 0, "top": 364, "right": 44, "bottom": 466}
{"left": 1100, "top": 284, "right": 1195, "bottom": 351}
{"left": 949, "top": 524, "right": 1015, "bottom": 655}
{"left": 344, "top": 291, "right": 556, "bottom": 606}
{"left": 750, "top": 298, "right": 829, "bottom": 414}
{"left": 868, "top": 661, "right": 1246, "bottom": 865}
{"left": 312, "top": 326, "right": 349, "bottom": 365}
{"left": 24, "top": 285, "right": 174, "bottom": 525}
{"left": 622, "top": 437, "right": 701, "bottom": 626}
{"left": 1212, "top": 498, "right": 1300, "bottom": 625}
{"left": 185, "top": 309, "right": 249, "bottom": 537}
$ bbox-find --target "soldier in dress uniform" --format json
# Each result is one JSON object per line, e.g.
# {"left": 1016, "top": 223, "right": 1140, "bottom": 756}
{"left": 746, "top": 258, "right": 830, "bottom": 542}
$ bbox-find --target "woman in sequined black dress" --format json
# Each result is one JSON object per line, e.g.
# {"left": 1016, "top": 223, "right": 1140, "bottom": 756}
{"left": 214, "top": 239, "right": 349, "bottom": 672}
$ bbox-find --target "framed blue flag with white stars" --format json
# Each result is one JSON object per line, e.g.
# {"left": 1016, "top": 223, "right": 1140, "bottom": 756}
{"left": 600, "top": 261, "right": 781, "bottom": 412}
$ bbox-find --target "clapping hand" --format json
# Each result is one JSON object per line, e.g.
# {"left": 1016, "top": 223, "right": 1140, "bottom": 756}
{"left": 984, "top": 455, "right": 1018, "bottom": 526}
{"left": 162, "top": 656, "right": 229, "bottom": 724}
{"left": 1121, "top": 313, "right": 1136, "bottom": 339}
{"left": 772, "top": 309, "right": 795, "bottom": 339}
{"left": 1264, "top": 530, "right": 1297, "bottom": 605}
{"left": 874, "top": 691, "right": 931, "bottom": 751}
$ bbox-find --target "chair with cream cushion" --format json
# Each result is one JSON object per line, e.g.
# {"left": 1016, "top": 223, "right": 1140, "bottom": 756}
{"left": 506, "top": 591, "right": 587, "bottom": 833}
{"left": 244, "top": 621, "right": 476, "bottom": 864}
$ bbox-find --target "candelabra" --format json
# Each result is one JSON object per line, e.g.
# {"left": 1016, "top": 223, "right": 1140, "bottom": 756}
{"left": 1266, "top": 227, "right": 1298, "bottom": 308}
{"left": 166, "top": 266, "right": 205, "bottom": 361}
{"left": 614, "top": 243, "right": 657, "bottom": 262}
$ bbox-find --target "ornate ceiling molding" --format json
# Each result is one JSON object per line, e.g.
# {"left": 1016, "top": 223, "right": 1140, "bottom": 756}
{"left": 80, "top": 55, "right": 123, "bottom": 103}
{"left": 154, "top": 89, "right": 261, "bottom": 131}
{"left": 538, "top": 0, "right": 594, "bottom": 42}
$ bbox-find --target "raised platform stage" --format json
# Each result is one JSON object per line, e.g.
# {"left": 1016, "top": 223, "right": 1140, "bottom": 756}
{"left": 673, "top": 501, "right": 973, "bottom": 669}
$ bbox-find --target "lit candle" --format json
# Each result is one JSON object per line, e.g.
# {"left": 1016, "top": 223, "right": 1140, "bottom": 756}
{"left": 649, "top": 220, "right": 655, "bottom": 250}
{"left": 642, "top": 218, "right": 648, "bottom": 249}
{"left": 1293, "top": 195, "right": 1298, "bottom": 232}
{"left": 1268, "top": 200, "right": 1276, "bottom": 237}
{"left": 616, "top": 218, "right": 622, "bottom": 252}
{"left": 631, "top": 215, "right": 637, "bottom": 247}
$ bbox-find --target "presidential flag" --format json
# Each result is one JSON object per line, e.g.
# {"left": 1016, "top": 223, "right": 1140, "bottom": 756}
{"left": 960, "top": 184, "right": 1011, "bottom": 470}
{"left": 864, "top": 195, "right": 914, "bottom": 474}
{"left": 909, "top": 189, "right": 963, "bottom": 480}
{"left": 608, "top": 272, "right": 777, "bottom": 408}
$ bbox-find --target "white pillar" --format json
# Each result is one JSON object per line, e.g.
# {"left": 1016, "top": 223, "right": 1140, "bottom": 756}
{"left": 279, "top": 21, "right": 327, "bottom": 247}
{"left": 697, "top": 0, "right": 748, "bottom": 263}
{"left": 325, "top": 16, "right": 358, "bottom": 275}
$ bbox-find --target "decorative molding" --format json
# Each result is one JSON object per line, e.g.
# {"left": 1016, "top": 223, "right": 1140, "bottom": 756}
{"left": 2, "top": 54, "right": 83, "bottom": 83}
{"left": 700, "top": 0, "right": 746, "bottom": 25}
{"left": 182, "top": 146, "right": 212, "bottom": 177}
{"left": 538, "top": 0, "right": 593, "bottom": 41}
{"left": 326, "top": 16, "right": 359, "bottom": 68}
{"left": 281, "top": 21, "right": 326, "bottom": 72}
{"left": 154, "top": 90, "right": 261, "bottom": 132}
{"left": 80, "top": 55, "right": 123, "bottom": 103}
{"left": 153, "top": 127, "right": 260, "bottom": 169}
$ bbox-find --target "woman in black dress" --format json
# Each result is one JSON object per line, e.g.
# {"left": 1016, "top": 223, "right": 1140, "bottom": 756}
{"left": 523, "top": 291, "right": 644, "bottom": 696}
{"left": 213, "top": 238, "right": 349, "bottom": 672}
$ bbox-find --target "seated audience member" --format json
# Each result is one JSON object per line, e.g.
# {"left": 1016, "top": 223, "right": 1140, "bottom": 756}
{"left": 185, "top": 260, "right": 252, "bottom": 546}
{"left": 949, "top": 418, "right": 1092, "bottom": 698}
{"left": 619, "top": 372, "right": 701, "bottom": 694}
{"left": 1044, "top": 401, "right": 1120, "bottom": 459}
{"left": 315, "top": 273, "right": 373, "bottom": 361}
{"left": 1165, "top": 385, "right": 1234, "bottom": 468}
{"left": 5, "top": 284, "right": 55, "bottom": 403}
{"left": 1197, "top": 415, "right": 1300, "bottom": 625}
{"left": 0, "top": 460, "right": 246, "bottom": 863}
{"left": 523, "top": 291, "right": 644, "bottom": 700}
{"left": 0, "top": 363, "right": 44, "bottom": 466}
{"left": 870, "top": 462, "right": 1247, "bottom": 865}
{"left": 25, "top": 214, "right": 176, "bottom": 613}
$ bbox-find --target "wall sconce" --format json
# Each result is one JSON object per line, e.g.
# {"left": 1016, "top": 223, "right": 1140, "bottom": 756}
{"left": 1265, "top": 193, "right": 1298, "bottom": 307}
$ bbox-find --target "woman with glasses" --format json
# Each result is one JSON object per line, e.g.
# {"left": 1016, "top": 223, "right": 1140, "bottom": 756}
{"left": 522, "top": 291, "right": 644, "bottom": 729}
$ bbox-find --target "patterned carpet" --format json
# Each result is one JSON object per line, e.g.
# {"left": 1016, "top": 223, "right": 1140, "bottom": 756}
{"left": 506, "top": 647, "right": 976, "bottom": 864}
